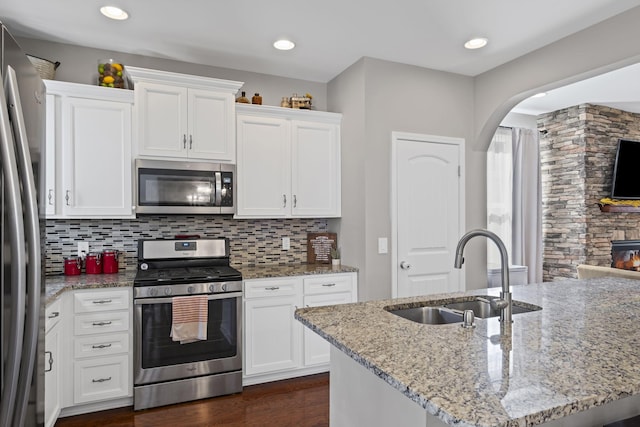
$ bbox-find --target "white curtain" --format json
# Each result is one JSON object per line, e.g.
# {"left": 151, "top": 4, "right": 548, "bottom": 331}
{"left": 486, "top": 127, "right": 513, "bottom": 268}
{"left": 511, "top": 128, "right": 543, "bottom": 283}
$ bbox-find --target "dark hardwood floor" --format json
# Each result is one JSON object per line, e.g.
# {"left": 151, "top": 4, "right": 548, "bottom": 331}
{"left": 55, "top": 373, "right": 329, "bottom": 427}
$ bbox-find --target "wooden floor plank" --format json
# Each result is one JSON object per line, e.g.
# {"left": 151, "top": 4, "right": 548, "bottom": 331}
{"left": 54, "top": 374, "right": 329, "bottom": 427}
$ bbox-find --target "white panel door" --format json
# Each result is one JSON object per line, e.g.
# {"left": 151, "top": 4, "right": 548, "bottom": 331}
{"left": 395, "top": 136, "right": 462, "bottom": 297}
{"left": 61, "top": 97, "right": 133, "bottom": 217}
{"left": 291, "top": 120, "right": 341, "bottom": 217}
{"left": 188, "top": 88, "right": 235, "bottom": 162}
{"left": 236, "top": 114, "right": 291, "bottom": 217}
{"left": 135, "top": 82, "right": 187, "bottom": 157}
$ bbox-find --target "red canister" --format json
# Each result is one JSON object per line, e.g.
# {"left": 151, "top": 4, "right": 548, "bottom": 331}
{"left": 85, "top": 252, "right": 103, "bottom": 274}
{"left": 102, "top": 249, "right": 119, "bottom": 274}
{"left": 64, "top": 256, "right": 82, "bottom": 275}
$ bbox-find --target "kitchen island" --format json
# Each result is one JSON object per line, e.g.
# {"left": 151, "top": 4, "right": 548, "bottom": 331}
{"left": 295, "top": 277, "right": 640, "bottom": 427}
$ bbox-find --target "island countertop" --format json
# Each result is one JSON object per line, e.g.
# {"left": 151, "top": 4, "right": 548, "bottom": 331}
{"left": 295, "top": 277, "right": 640, "bottom": 427}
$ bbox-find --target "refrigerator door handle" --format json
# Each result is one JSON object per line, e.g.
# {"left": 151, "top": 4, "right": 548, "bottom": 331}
{"left": 0, "top": 68, "right": 28, "bottom": 427}
{"left": 5, "top": 66, "right": 42, "bottom": 427}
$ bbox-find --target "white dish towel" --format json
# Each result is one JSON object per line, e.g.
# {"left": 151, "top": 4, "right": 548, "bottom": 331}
{"left": 170, "top": 295, "right": 208, "bottom": 344}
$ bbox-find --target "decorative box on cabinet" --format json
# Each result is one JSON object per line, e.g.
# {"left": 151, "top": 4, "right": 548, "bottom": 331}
{"left": 126, "top": 66, "right": 243, "bottom": 163}
{"left": 243, "top": 271, "right": 356, "bottom": 385}
{"left": 44, "top": 80, "right": 134, "bottom": 219}
{"left": 236, "top": 104, "right": 342, "bottom": 218}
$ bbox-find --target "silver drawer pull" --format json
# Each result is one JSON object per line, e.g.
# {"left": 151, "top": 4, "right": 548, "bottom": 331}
{"left": 92, "top": 343, "right": 112, "bottom": 349}
{"left": 91, "top": 377, "right": 112, "bottom": 383}
{"left": 92, "top": 299, "right": 112, "bottom": 304}
{"left": 265, "top": 286, "right": 280, "bottom": 291}
{"left": 44, "top": 351, "right": 53, "bottom": 373}
{"left": 92, "top": 321, "right": 112, "bottom": 326}
{"left": 321, "top": 283, "right": 336, "bottom": 287}
{"left": 47, "top": 311, "right": 60, "bottom": 319}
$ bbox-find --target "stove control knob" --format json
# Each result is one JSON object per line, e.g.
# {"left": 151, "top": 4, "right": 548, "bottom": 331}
{"left": 188, "top": 286, "right": 195, "bottom": 294}
{"left": 164, "top": 288, "right": 172, "bottom": 296}
{"left": 208, "top": 284, "right": 215, "bottom": 293}
{"left": 222, "top": 283, "right": 227, "bottom": 292}
{"left": 148, "top": 288, "right": 158, "bottom": 297}
{"left": 140, "top": 263, "right": 149, "bottom": 271}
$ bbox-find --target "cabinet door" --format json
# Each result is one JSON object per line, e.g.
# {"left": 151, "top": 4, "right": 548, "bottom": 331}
{"left": 61, "top": 97, "right": 133, "bottom": 217}
{"left": 303, "top": 292, "right": 353, "bottom": 367}
{"left": 135, "top": 82, "right": 188, "bottom": 158}
{"left": 244, "top": 293, "right": 302, "bottom": 376}
{"left": 73, "top": 354, "right": 130, "bottom": 404}
{"left": 291, "top": 120, "right": 341, "bottom": 217}
{"left": 44, "top": 323, "right": 61, "bottom": 427}
{"left": 236, "top": 114, "right": 291, "bottom": 217}
{"left": 188, "top": 89, "right": 235, "bottom": 162}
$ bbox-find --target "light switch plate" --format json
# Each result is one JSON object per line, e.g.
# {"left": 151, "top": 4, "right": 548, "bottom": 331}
{"left": 282, "top": 237, "right": 290, "bottom": 250}
{"left": 378, "top": 237, "right": 388, "bottom": 254}
{"left": 78, "top": 241, "right": 89, "bottom": 257}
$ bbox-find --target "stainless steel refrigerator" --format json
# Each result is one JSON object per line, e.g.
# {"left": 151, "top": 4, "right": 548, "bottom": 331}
{"left": 0, "top": 22, "right": 46, "bottom": 427}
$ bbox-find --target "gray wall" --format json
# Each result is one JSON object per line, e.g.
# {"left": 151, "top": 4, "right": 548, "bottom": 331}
{"left": 16, "top": 37, "right": 328, "bottom": 111}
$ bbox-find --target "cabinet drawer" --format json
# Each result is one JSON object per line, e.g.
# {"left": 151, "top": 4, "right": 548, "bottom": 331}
{"left": 74, "top": 311, "right": 130, "bottom": 336}
{"left": 244, "top": 278, "right": 300, "bottom": 299}
{"left": 303, "top": 274, "right": 353, "bottom": 295}
{"left": 74, "top": 289, "right": 130, "bottom": 313}
{"left": 73, "top": 354, "right": 130, "bottom": 404}
{"left": 74, "top": 333, "right": 130, "bottom": 359}
{"left": 45, "top": 298, "right": 62, "bottom": 332}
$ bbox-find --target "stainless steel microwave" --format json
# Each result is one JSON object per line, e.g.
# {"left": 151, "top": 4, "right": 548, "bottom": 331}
{"left": 135, "top": 159, "right": 235, "bottom": 215}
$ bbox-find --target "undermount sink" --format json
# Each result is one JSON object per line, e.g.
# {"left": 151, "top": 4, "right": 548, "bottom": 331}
{"left": 385, "top": 296, "right": 541, "bottom": 325}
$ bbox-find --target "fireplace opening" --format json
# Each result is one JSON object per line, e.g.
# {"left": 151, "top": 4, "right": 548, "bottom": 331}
{"left": 611, "top": 240, "right": 640, "bottom": 271}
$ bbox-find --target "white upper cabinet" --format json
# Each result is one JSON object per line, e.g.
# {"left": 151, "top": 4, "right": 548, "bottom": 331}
{"left": 45, "top": 81, "right": 134, "bottom": 219}
{"left": 236, "top": 104, "right": 342, "bottom": 218}
{"left": 126, "top": 67, "right": 242, "bottom": 163}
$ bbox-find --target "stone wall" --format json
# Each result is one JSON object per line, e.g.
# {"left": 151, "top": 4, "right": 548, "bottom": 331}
{"left": 538, "top": 104, "right": 640, "bottom": 280}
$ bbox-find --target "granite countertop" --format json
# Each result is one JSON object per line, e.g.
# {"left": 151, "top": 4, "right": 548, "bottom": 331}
{"left": 45, "top": 271, "right": 135, "bottom": 305}
{"left": 45, "top": 264, "right": 357, "bottom": 305}
{"left": 295, "top": 277, "right": 640, "bottom": 427}
{"left": 237, "top": 263, "right": 358, "bottom": 280}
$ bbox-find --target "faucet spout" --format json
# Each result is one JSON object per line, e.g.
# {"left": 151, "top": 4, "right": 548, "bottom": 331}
{"left": 454, "top": 229, "right": 512, "bottom": 323}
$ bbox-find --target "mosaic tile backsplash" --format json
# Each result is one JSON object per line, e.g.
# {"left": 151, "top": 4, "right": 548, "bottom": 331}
{"left": 46, "top": 216, "right": 328, "bottom": 276}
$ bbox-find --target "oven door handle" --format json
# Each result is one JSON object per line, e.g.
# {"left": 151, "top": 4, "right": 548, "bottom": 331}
{"left": 134, "top": 291, "right": 243, "bottom": 305}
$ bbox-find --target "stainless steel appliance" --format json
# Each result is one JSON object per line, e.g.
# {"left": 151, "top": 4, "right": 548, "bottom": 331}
{"left": 135, "top": 159, "right": 235, "bottom": 215}
{"left": 0, "top": 22, "right": 46, "bottom": 427}
{"left": 133, "top": 238, "right": 243, "bottom": 410}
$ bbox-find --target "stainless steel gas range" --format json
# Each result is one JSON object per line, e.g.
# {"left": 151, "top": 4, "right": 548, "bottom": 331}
{"left": 133, "top": 238, "right": 243, "bottom": 410}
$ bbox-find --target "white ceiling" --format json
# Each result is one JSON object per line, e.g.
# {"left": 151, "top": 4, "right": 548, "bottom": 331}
{"left": 2, "top": 0, "right": 640, "bottom": 115}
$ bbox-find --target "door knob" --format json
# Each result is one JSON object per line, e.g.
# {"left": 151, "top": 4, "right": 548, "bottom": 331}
{"left": 400, "top": 261, "right": 411, "bottom": 270}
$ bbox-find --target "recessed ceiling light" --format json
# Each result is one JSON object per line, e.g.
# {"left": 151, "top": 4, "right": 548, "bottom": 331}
{"left": 531, "top": 92, "right": 547, "bottom": 98}
{"left": 100, "top": 6, "right": 129, "bottom": 20}
{"left": 464, "top": 37, "right": 488, "bottom": 50}
{"left": 273, "top": 39, "right": 295, "bottom": 51}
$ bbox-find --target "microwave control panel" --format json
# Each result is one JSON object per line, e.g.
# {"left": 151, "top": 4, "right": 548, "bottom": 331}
{"left": 220, "top": 172, "right": 233, "bottom": 207}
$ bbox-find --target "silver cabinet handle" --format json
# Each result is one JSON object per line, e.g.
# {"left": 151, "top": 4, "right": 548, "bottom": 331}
{"left": 265, "top": 286, "right": 280, "bottom": 291}
{"left": 92, "top": 343, "right": 112, "bottom": 349}
{"left": 293, "top": 195, "right": 297, "bottom": 208}
{"left": 400, "top": 261, "right": 411, "bottom": 270}
{"left": 44, "top": 351, "right": 53, "bottom": 373}
{"left": 321, "top": 283, "right": 336, "bottom": 287}
{"left": 283, "top": 194, "right": 287, "bottom": 208}
{"left": 92, "top": 321, "right": 112, "bottom": 326}
{"left": 189, "top": 135, "right": 193, "bottom": 149}
{"left": 65, "top": 190, "right": 70, "bottom": 206}
{"left": 47, "top": 311, "right": 60, "bottom": 319}
{"left": 92, "top": 299, "right": 112, "bottom": 304}
{"left": 91, "top": 377, "right": 112, "bottom": 383}
{"left": 48, "top": 189, "right": 54, "bottom": 205}
{"left": 183, "top": 134, "right": 187, "bottom": 149}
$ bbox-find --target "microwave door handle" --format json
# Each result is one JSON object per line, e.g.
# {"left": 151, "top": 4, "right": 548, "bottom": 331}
{"left": 215, "top": 171, "right": 222, "bottom": 206}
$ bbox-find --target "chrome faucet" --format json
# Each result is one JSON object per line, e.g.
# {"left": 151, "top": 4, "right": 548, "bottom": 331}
{"left": 454, "top": 229, "right": 512, "bottom": 323}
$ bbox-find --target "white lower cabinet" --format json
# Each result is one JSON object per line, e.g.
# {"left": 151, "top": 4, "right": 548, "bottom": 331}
{"left": 55, "top": 287, "right": 133, "bottom": 419}
{"left": 243, "top": 272, "right": 357, "bottom": 385}
{"left": 44, "top": 298, "right": 62, "bottom": 427}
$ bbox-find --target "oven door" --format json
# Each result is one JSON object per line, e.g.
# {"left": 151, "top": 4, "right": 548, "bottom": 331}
{"left": 134, "top": 291, "right": 242, "bottom": 385}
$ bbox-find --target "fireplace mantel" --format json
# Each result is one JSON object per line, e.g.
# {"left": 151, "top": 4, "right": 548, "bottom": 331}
{"left": 598, "top": 204, "right": 640, "bottom": 213}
